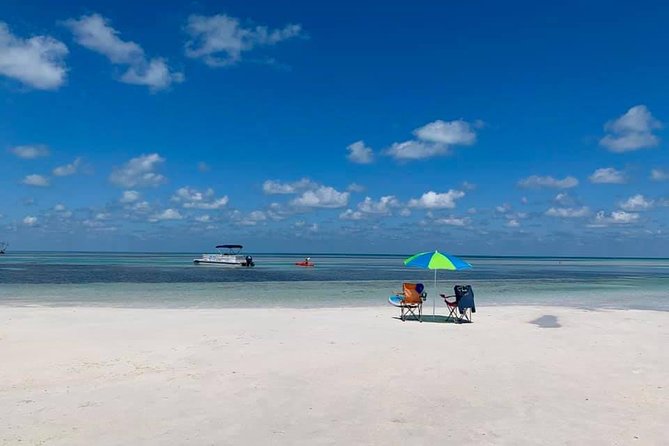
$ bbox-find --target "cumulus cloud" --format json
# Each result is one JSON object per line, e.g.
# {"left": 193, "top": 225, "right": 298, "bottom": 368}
{"left": 52, "top": 157, "right": 82, "bottom": 176}
{"left": 619, "top": 194, "right": 653, "bottom": 211}
{"left": 408, "top": 190, "right": 465, "bottom": 209}
{"left": 386, "top": 119, "right": 479, "bottom": 161}
{"left": 413, "top": 119, "right": 477, "bottom": 145}
{"left": 346, "top": 140, "right": 373, "bottom": 164}
{"left": 119, "top": 190, "right": 140, "bottom": 203}
{"left": 9, "top": 144, "right": 50, "bottom": 159}
{"left": 171, "top": 187, "right": 229, "bottom": 209}
{"left": 599, "top": 105, "right": 661, "bottom": 152}
{"left": 233, "top": 210, "right": 267, "bottom": 226}
{"left": 588, "top": 167, "right": 626, "bottom": 184}
{"left": 339, "top": 209, "right": 364, "bottom": 220}
{"left": 518, "top": 175, "right": 579, "bottom": 189}
{"left": 290, "top": 186, "right": 349, "bottom": 208}
{"left": 109, "top": 153, "right": 166, "bottom": 188}
{"left": 0, "top": 22, "right": 68, "bottom": 90}
{"left": 65, "top": 14, "right": 182, "bottom": 91}
{"left": 262, "top": 178, "right": 316, "bottom": 194}
{"left": 340, "top": 196, "right": 400, "bottom": 219}
{"left": 545, "top": 206, "right": 590, "bottom": 218}
{"left": 185, "top": 14, "right": 304, "bottom": 67}
{"left": 347, "top": 183, "right": 365, "bottom": 193}
{"left": 22, "top": 174, "right": 49, "bottom": 187}
{"left": 434, "top": 216, "right": 470, "bottom": 226}
{"left": 650, "top": 168, "right": 669, "bottom": 181}
{"left": 149, "top": 208, "right": 183, "bottom": 222}
{"left": 593, "top": 210, "right": 639, "bottom": 225}
{"left": 386, "top": 140, "right": 449, "bottom": 161}
{"left": 553, "top": 193, "right": 573, "bottom": 206}
{"left": 22, "top": 215, "right": 38, "bottom": 226}
{"left": 506, "top": 219, "right": 520, "bottom": 228}
{"left": 357, "top": 196, "right": 399, "bottom": 214}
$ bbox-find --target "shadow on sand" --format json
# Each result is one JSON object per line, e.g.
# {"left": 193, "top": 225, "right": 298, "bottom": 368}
{"left": 392, "top": 315, "right": 471, "bottom": 324}
{"left": 529, "top": 315, "right": 561, "bottom": 328}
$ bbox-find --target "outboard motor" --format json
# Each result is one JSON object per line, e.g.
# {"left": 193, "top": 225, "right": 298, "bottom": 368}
{"left": 245, "top": 255, "right": 254, "bottom": 267}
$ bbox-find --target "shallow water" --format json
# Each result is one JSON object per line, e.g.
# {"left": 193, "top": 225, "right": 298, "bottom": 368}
{"left": 1, "top": 252, "right": 667, "bottom": 310}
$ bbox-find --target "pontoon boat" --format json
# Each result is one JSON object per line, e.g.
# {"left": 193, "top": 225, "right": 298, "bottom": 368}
{"left": 193, "top": 244, "right": 254, "bottom": 267}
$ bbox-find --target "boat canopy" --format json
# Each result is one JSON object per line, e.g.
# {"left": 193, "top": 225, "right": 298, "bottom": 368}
{"left": 216, "top": 244, "right": 243, "bottom": 249}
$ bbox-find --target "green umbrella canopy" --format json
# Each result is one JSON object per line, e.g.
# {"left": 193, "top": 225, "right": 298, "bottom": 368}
{"left": 404, "top": 250, "right": 472, "bottom": 270}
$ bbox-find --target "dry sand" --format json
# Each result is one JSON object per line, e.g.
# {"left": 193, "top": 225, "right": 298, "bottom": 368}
{"left": 0, "top": 305, "right": 666, "bottom": 445}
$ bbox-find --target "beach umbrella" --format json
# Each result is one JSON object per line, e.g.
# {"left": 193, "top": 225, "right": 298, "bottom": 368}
{"left": 404, "top": 250, "right": 472, "bottom": 316}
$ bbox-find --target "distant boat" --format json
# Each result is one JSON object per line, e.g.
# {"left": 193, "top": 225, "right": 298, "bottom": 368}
{"left": 0, "top": 242, "right": 7, "bottom": 255}
{"left": 193, "top": 244, "right": 254, "bottom": 267}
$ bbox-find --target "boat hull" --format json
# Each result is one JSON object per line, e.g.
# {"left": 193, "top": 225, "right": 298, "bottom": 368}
{"left": 193, "top": 259, "right": 251, "bottom": 267}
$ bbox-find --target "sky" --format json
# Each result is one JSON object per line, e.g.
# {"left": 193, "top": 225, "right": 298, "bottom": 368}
{"left": 1, "top": 0, "right": 668, "bottom": 256}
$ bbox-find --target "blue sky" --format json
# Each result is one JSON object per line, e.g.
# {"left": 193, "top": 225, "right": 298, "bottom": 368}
{"left": 1, "top": 0, "right": 668, "bottom": 255}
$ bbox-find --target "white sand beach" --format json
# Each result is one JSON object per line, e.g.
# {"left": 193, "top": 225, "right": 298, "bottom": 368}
{"left": 1, "top": 305, "right": 667, "bottom": 445}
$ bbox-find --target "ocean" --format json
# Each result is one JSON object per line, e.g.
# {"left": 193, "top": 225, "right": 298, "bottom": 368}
{"left": 1, "top": 252, "right": 668, "bottom": 310}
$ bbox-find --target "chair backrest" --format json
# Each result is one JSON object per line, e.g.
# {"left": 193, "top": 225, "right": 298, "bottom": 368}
{"left": 454, "top": 285, "right": 475, "bottom": 311}
{"left": 403, "top": 283, "right": 424, "bottom": 304}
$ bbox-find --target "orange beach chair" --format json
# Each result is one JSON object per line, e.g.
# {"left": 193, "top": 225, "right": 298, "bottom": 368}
{"left": 388, "top": 283, "right": 427, "bottom": 322}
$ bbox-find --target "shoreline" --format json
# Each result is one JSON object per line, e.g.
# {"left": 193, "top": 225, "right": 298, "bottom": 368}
{"left": 1, "top": 305, "right": 667, "bottom": 445}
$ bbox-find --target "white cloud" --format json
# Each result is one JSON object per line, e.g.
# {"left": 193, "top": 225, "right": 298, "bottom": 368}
{"left": 399, "top": 208, "right": 411, "bottom": 217}
{"left": 506, "top": 219, "right": 520, "bottom": 228}
{"left": 22, "top": 215, "right": 38, "bottom": 226}
{"left": 119, "top": 190, "right": 140, "bottom": 203}
{"left": 22, "top": 174, "right": 49, "bottom": 187}
{"left": 357, "top": 195, "right": 399, "bottom": 215}
{"left": 171, "top": 187, "right": 228, "bottom": 209}
{"left": 593, "top": 210, "right": 639, "bottom": 225}
{"left": 347, "top": 183, "right": 365, "bottom": 193}
{"left": 339, "top": 209, "right": 364, "bottom": 220}
{"left": 600, "top": 105, "right": 661, "bottom": 152}
{"left": 650, "top": 168, "right": 669, "bottom": 181}
{"left": 195, "top": 215, "right": 211, "bottom": 223}
{"left": 0, "top": 22, "right": 68, "bottom": 90}
{"left": 234, "top": 210, "right": 267, "bottom": 226}
{"left": 434, "top": 216, "right": 470, "bottom": 226}
{"left": 588, "top": 167, "right": 626, "bottom": 184}
{"left": 109, "top": 153, "right": 166, "bottom": 188}
{"left": 9, "top": 144, "right": 50, "bottom": 159}
{"left": 52, "top": 157, "right": 82, "bottom": 176}
{"left": 346, "top": 140, "right": 373, "bottom": 164}
{"left": 386, "top": 119, "right": 479, "bottom": 161}
{"left": 185, "top": 14, "right": 303, "bottom": 67}
{"left": 413, "top": 119, "right": 477, "bottom": 145}
{"left": 495, "top": 203, "right": 512, "bottom": 213}
{"left": 262, "top": 178, "right": 316, "bottom": 194}
{"left": 553, "top": 193, "right": 573, "bottom": 206}
{"left": 290, "top": 186, "right": 349, "bottom": 208}
{"left": 545, "top": 206, "right": 590, "bottom": 218}
{"left": 518, "top": 175, "right": 579, "bottom": 189}
{"left": 408, "top": 190, "right": 465, "bottom": 209}
{"left": 619, "top": 194, "right": 653, "bottom": 211}
{"left": 54, "top": 204, "right": 66, "bottom": 212}
{"left": 65, "top": 14, "right": 182, "bottom": 90}
{"left": 386, "top": 140, "right": 449, "bottom": 161}
{"left": 120, "top": 57, "right": 184, "bottom": 91}
{"left": 149, "top": 208, "right": 183, "bottom": 222}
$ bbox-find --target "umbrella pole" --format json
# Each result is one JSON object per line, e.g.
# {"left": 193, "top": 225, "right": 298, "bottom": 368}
{"left": 433, "top": 269, "right": 437, "bottom": 316}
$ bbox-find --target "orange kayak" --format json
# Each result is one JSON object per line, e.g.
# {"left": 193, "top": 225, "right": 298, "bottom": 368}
{"left": 295, "top": 261, "right": 315, "bottom": 267}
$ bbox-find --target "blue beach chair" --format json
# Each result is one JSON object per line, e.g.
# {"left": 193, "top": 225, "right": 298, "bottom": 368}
{"left": 441, "top": 285, "right": 476, "bottom": 323}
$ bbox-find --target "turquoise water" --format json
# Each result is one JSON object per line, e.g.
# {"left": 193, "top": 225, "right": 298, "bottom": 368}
{"left": 0, "top": 252, "right": 668, "bottom": 310}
